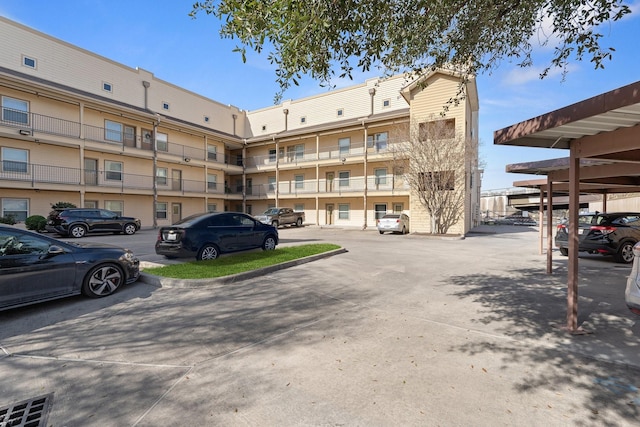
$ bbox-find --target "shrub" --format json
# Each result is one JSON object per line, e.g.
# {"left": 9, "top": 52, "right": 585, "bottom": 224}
{"left": 51, "top": 201, "right": 77, "bottom": 209}
{"left": 25, "top": 215, "right": 47, "bottom": 232}
{"left": 0, "top": 215, "right": 16, "bottom": 225}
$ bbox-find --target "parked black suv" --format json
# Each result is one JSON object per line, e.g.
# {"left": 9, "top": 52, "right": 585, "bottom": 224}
{"left": 46, "top": 208, "right": 141, "bottom": 238}
{"left": 555, "top": 212, "right": 640, "bottom": 263}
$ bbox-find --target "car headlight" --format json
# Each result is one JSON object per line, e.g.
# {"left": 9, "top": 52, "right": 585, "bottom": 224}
{"left": 121, "top": 250, "right": 137, "bottom": 263}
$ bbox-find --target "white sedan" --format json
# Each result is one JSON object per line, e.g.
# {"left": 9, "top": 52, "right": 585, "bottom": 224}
{"left": 377, "top": 213, "right": 410, "bottom": 235}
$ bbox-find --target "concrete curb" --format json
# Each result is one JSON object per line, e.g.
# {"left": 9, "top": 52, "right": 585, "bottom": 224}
{"left": 139, "top": 247, "right": 348, "bottom": 288}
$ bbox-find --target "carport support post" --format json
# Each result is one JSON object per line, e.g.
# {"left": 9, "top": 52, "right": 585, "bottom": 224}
{"left": 546, "top": 181, "right": 554, "bottom": 275}
{"left": 567, "top": 147, "right": 580, "bottom": 332}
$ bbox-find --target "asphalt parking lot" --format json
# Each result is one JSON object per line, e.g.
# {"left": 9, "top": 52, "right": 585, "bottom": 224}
{"left": 2, "top": 225, "right": 640, "bottom": 426}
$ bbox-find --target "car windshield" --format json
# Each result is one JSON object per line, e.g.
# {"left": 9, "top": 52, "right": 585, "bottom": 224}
{"left": 263, "top": 208, "right": 279, "bottom": 215}
{"left": 383, "top": 214, "right": 400, "bottom": 219}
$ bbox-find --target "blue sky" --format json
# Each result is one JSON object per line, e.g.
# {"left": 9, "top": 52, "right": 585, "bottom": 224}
{"left": 2, "top": 1, "right": 639, "bottom": 191}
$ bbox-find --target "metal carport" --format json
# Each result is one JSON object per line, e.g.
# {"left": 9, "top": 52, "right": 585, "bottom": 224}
{"left": 494, "top": 80, "right": 640, "bottom": 333}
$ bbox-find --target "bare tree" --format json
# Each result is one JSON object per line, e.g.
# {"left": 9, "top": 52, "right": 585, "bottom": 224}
{"left": 390, "top": 116, "right": 477, "bottom": 234}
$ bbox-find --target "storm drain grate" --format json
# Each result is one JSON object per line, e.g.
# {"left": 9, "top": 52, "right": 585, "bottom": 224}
{"left": 0, "top": 393, "right": 53, "bottom": 427}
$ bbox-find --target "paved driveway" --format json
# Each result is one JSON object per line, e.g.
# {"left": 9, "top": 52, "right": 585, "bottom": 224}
{"left": 1, "top": 226, "right": 640, "bottom": 426}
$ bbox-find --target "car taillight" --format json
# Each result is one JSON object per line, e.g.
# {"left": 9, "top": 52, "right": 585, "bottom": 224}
{"left": 557, "top": 224, "right": 566, "bottom": 230}
{"left": 590, "top": 225, "right": 617, "bottom": 235}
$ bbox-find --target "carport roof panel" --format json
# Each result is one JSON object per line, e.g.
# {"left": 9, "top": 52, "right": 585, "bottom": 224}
{"left": 494, "top": 80, "right": 640, "bottom": 149}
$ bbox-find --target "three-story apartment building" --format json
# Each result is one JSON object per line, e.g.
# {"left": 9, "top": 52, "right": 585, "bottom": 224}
{"left": 0, "top": 17, "right": 480, "bottom": 234}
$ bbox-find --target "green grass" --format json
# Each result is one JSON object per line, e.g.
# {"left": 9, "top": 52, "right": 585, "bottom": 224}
{"left": 143, "top": 243, "right": 341, "bottom": 279}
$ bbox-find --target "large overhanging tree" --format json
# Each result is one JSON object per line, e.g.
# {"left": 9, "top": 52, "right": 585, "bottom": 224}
{"left": 191, "top": 0, "right": 631, "bottom": 102}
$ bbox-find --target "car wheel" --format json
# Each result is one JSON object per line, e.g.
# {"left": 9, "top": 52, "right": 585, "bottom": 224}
{"left": 271, "top": 220, "right": 279, "bottom": 228}
{"left": 262, "top": 235, "right": 277, "bottom": 251}
{"left": 198, "top": 244, "right": 219, "bottom": 261}
{"left": 82, "top": 263, "right": 123, "bottom": 298}
{"left": 402, "top": 226, "right": 407, "bottom": 235}
{"left": 296, "top": 218, "right": 303, "bottom": 227}
{"left": 615, "top": 241, "right": 636, "bottom": 264}
{"left": 123, "top": 223, "right": 137, "bottom": 235}
{"left": 69, "top": 224, "right": 87, "bottom": 238}
{"left": 559, "top": 247, "right": 569, "bottom": 256}
{"left": 379, "top": 230, "right": 384, "bottom": 234}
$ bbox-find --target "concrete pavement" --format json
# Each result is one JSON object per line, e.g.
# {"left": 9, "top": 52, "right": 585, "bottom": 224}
{"left": 1, "top": 225, "right": 640, "bottom": 426}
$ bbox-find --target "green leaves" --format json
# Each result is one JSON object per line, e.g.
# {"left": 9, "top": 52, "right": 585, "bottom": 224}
{"left": 190, "top": 0, "right": 631, "bottom": 102}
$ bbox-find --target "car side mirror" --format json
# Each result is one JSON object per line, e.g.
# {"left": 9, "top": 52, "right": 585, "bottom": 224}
{"left": 45, "top": 245, "right": 66, "bottom": 257}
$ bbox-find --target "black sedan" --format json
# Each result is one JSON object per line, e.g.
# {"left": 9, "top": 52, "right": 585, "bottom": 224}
{"left": 155, "top": 212, "right": 279, "bottom": 260}
{"left": 0, "top": 225, "right": 140, "bottom": 311}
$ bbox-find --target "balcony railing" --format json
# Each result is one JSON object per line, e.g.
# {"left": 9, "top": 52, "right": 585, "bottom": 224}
{"left": 244, "top": 140, "right": 399, "bottom": 168}
{"left": 0, "top": 108, "right": 242, "bottom": 167}
{"left": 0, "top": 161, "right": 226, "bottom": 195}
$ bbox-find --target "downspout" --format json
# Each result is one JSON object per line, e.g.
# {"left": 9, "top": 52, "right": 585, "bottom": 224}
{"left": 363, "top": 87, "right": 376, "bottom": 230}
{"left": 274, "top": 135, "right": 279, "bottom": 207}
{"left": 152, "top": 114, "right": 160, "bottom": 228}
{"left": 362, "top": 120, "right": 369, "bottom": 230}
{"left": 242, "top": 139, "right": 247, "bottom": 212}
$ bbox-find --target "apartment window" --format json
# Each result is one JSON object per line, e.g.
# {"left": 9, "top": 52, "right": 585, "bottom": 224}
{"left": 382, "top": 99, "right": 390, "bottom": 108}
{"left": 300, "top": 116, "right": 306, "bottom": 124}
{"left": 105, "top": 200, "right": 123, "bottom": 216}
{"left": 287, "top": 144, "right": 304, "bottom": 161}
{"left": 1, "top": 96, "right": 29, "bottom": 125}
{"left": 207, "top": 173, "right": 217, "bottom": 190}
{"left": 105, "top": 160, "right": 123, "bottom": 181}
{"left": 84, "top": 200, "right": 98, "bottom": 208}
{"left": 102, "top": 82, "right": 113, "bottom": 93}
{"left": 294, "top": 174, "right": 304, "bottom": 189}
{"left": 269, "top": 149, "right": 276, "bottom": 163}
{"left": 162, "top": 102, "right": 170, "bottom": 111}
{"left": 338, "top": 171, "right": 350, "bottom": 187}
{"left": 374, "top": 168, "right": 387, "bottom": 186}
{"left": 1, "top": 147, "right": 28, "bottom": 173}
{"left": 156, "top": 202, "right": 168, "bottom": 219}
{"left": 204, "top": 116, "right": 210, "bottom": 123}
{"left": 156, "top": 167, "right": 168, "bottom": 185}
{"left": 419, "top": 118, "right": 456, "bottom": 140}
{"left": 294, "top": 204, "right": 304, "bottom": 212}
{"left": 105, "top": 120, "right": 123, "bottom": 143}
{"left": 393, "top": 203, "right": 404, "bottom": 213}
{"left": 338, "top": 137, "right": 350, "bottom": 156}
{"left": 268, "top": 176, "right": 276, "bottom": 191}
{"left": 338, "top": 204, "right": 349, "bottom": 220}
{"left": 367, "top": 132, "right": 388, "bottom": 151}
{"left": 374, "top": 204, "right": 387, "bottom": 220}
{"left": 207, "top": 144, "right": 217, "bottom": 161}
{"left": 207, "top": 203, "right": 217, "bottom": 213}
{"left": 2, "top": 198, "right": 28, "bottom": 222}
{"left": 22, "top": 56, "right": 36, "bottom": 69}
{"left": 337, "top": 108, "right": 344, "bottom": 117}
{"left": 156, "top": 132, "right": 168, "bottom": 152}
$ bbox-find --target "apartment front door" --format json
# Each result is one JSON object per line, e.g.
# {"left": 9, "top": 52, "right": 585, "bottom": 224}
{"left": 172, "top": 169, "right": 182, "bottom": 191}
{"left": 171, "top": 203, "right": 182, "bottom": 224}
{"left": 326, "top": 172, "right": 334, "bottom": 192}
{"left": 84, "top": 158, "right": 98, "bottom": 186}
{"left": 326, "top": 204, "right": 334, "bottom": 225}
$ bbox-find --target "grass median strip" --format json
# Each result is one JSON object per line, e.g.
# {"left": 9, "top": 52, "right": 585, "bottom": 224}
{"left": 143, "top": 243, "right": 342, "bottom": 279}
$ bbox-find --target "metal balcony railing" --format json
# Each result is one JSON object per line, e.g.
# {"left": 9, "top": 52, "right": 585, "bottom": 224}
{"left": 0, "top": 161, "right": 224, "bottom": 195}
{"left": 0, "top": 108, "right": 243, "bottom": 167}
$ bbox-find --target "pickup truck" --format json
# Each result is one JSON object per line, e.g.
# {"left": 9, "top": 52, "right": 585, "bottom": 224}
{"left": 255, "top": 208, "right": 305, "bottom": 228}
